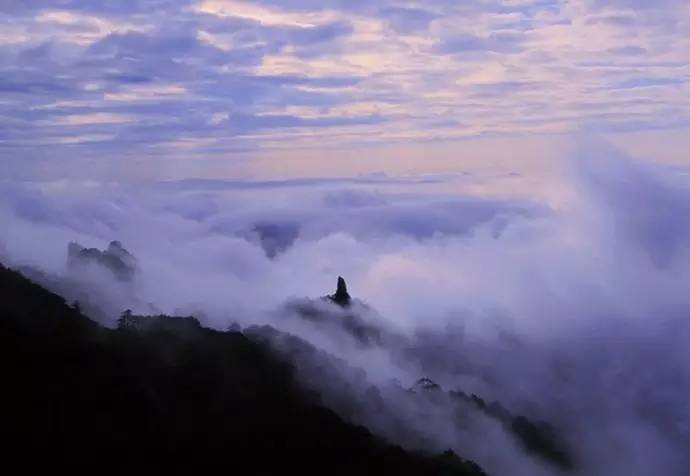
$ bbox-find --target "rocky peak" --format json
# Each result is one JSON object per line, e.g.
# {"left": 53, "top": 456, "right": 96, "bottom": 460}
{"left": 410, "top": 377, "right": 441, "bottom": 392}
{"left": 67, "top": 240, "right": 137, "bottom": 282}
{"left": 329, "top": 276, "right": 351, "bottom": 307}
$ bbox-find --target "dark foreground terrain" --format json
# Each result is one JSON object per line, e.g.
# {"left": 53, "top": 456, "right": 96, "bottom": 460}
{"left": 0, "top": 262, "right": 486, "bottom": 475}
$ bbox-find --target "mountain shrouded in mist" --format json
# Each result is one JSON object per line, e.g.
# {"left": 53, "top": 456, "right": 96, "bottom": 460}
{"left": 0, "top": 261, "right": 486, "bottom": 474}
{"left": 67, "top": 240, "right": 138, "bottom": 281}
{"left": 0, "top": 256, "right": 574, "bottom": 474}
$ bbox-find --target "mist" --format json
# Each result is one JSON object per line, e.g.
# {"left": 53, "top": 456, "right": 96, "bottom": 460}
{"left": 1, "top": 138, "right": 689, "bottom": 475}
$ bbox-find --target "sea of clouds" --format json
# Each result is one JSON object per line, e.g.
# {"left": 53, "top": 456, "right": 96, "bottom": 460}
{"left": 1, "top": 139, "right": 689, "bottom": 475}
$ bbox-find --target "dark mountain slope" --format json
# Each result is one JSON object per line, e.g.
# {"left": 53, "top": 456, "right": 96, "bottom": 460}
{"left": 0, "top": 263, "right": 485, "bottom": 475}
{"left": 271, "top": 278, "right": 573, "bottom": 472}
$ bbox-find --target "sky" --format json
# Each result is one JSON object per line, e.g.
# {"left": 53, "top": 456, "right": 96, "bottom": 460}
{"left": 2, "top": 0, "right": 690, "bottom": 181}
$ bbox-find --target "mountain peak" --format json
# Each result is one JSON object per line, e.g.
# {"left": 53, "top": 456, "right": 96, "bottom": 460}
{"left": 410, "top": 377, "right": 441, "bottom": 392}
{"left": 67, "top": 240, "right": 137, "bottom": 281}
{"left": 329, "top": 276, "right": 351, "bottom": 307}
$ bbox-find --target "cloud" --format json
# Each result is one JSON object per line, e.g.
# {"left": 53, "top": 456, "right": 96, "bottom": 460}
{"left": 1, "top": 0, "right": 690, "bottom": 176}
{"left": 434, "top": 32, "right": 526, "bottom": 55}
{"left": 48, "top": 112, "right": 137, "bottom": 126}
{"left": 2, "top": 140, "right": 690, "bottom": 475}
{"left": 380, "top": 7, "right": 438, "bottom": 33}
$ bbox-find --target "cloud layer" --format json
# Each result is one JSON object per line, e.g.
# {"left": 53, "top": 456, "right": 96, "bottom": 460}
{"left": 1, "top": 141, "right": 690, "bottom": 474}
{"left": 2, "top": 0, "right": 690, "bottom": 177}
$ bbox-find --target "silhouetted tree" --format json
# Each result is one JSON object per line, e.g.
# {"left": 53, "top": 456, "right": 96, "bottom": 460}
{"left": 117, "top": 309, "right": 134, "bottom": 329}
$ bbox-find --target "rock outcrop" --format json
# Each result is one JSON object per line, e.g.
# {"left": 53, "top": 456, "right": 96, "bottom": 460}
{"left": 409, "top": 377, "right": 442, "bottom": 392}
{"left": 67, "top": 240, "right": 137, "bottom": 281}
{"left": 329, "top": 276, "right": 351, "bottom": 307}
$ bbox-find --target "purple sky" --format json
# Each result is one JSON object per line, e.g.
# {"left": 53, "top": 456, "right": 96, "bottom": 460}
{"left": 1, "top": 0, "right": 689, "bottom": 180}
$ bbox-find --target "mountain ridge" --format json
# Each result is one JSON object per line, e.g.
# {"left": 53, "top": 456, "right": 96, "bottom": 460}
{"left": 0, "top": 261, "right": 486, "bottom": 475}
